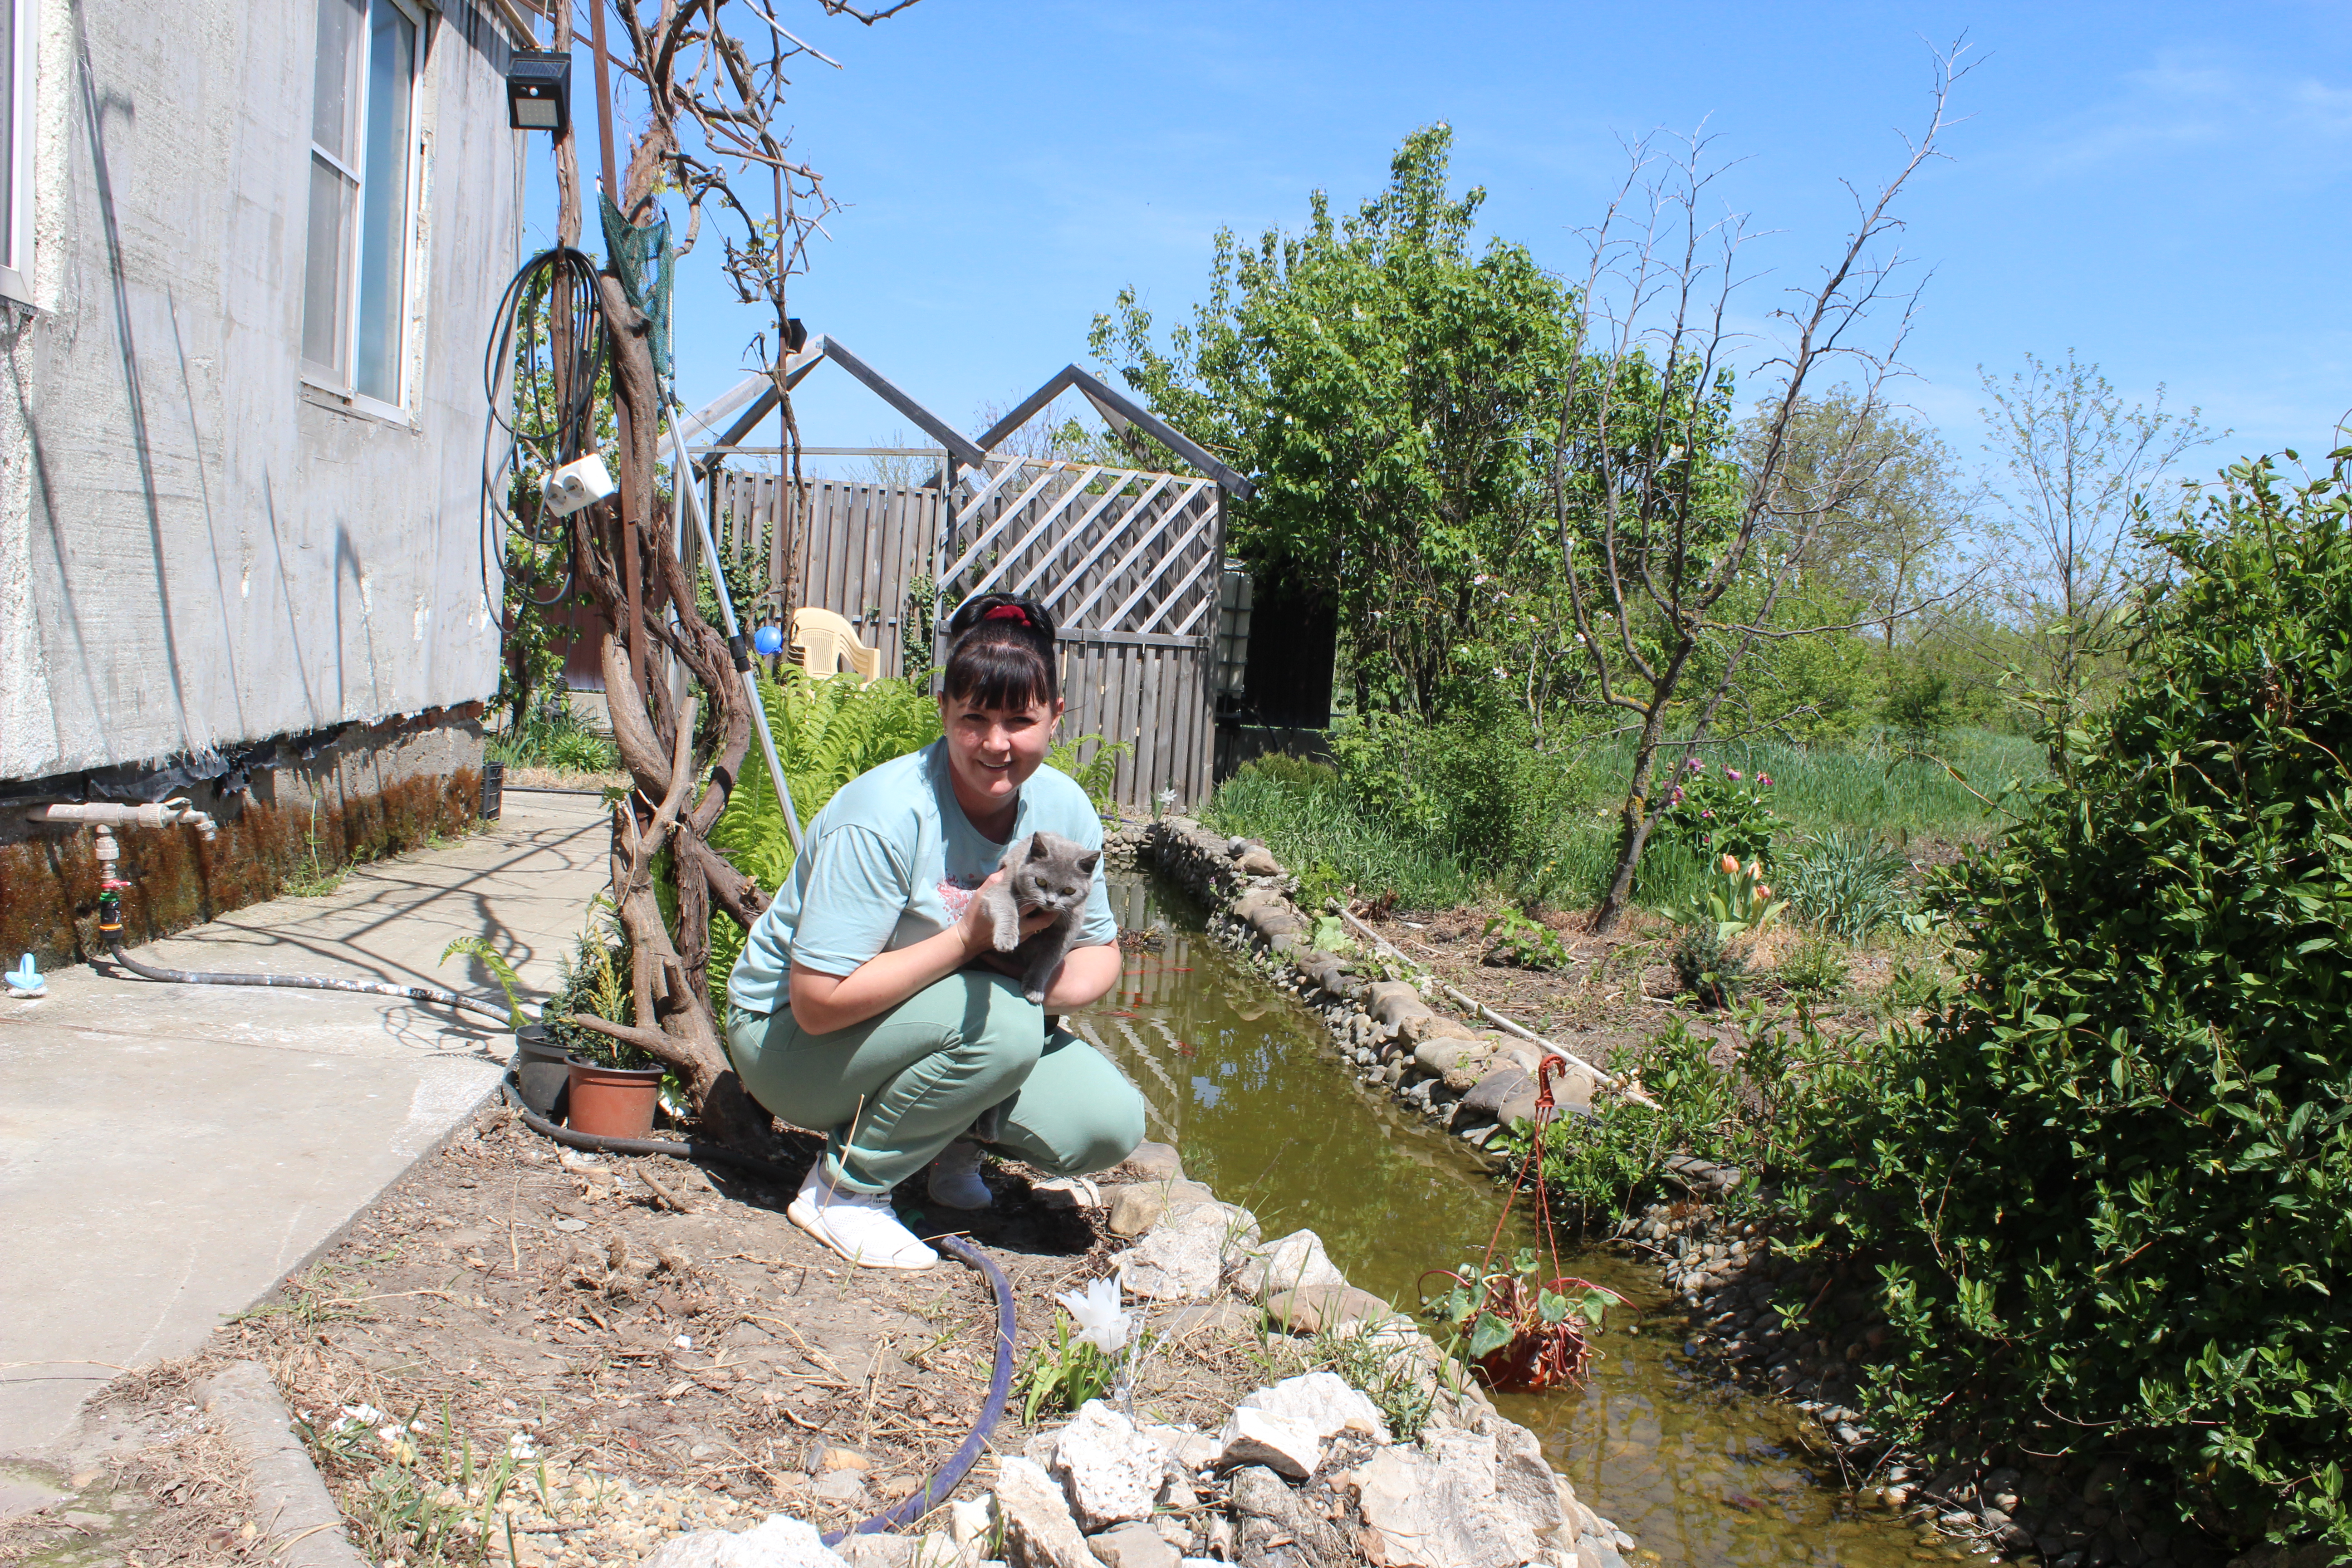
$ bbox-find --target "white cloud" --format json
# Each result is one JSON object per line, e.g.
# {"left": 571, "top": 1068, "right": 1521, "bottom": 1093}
{"left": 2031, "top": 47, "right": 2352, "bottom": 175}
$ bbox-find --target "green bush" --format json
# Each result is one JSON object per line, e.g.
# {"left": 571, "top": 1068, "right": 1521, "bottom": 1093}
{"left": 544, "top": 897, "right": 648, "bottom": 1068}
{"left": 1483, "top": 906, "right": 1570, "bottom": 970}
{"left": 1653, "top": 758, "right": 1791, "bottom": 866}
{"left": 490, "top": 692, "right": 620, "bottom": 774}
{"left": 1499, "top": 1012, "right": 1835, "bottom": 1225}
{"left": 1668, "top": 922, "right": 1749, "bottom": 1009}
{"left": 1328, "top": 710, "right": 1583, "bottom": 878}
{"left": 1797, "top": 456, "right": 2352, "bottom": 1548}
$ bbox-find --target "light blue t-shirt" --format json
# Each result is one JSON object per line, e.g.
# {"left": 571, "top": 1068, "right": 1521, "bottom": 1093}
{"left": 726, "top": 740, "right": 1118, "bottom": 1017}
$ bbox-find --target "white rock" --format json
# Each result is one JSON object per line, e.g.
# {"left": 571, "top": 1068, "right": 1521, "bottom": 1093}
{"left": 1211, "top": 1406, "right": 1322, "bottom": 1481}
{"left": 1115, "top": 1202, "right": 1258, "bottom": 1301}
{"left": 1049, "top": 1401, "right": 1163, "bottom": 1529}
{"left": 1480, "top": 1414, "right": 1576, "bottom": 1550}
{"left": 1340, "top": 1432, "right": 1540, "bottom": 1568}
{"left": 1238, "top": 1371, "right": 1390, "bottom": 1446}
{"left": 948, "top": 1497, "right": 994, "bottom": 1550}
{"left": 1141, "top": 1422, "right": 1217, "bottom": 1472}
{"left": 641, "top": 1514, "right": 853, "bottom": 1568}
{"left": 1232, "top": 1229, "right": 1348, "bottom": 1303}
{"left": 991, "top": 1456, "right": 1104, "bottom": 1568}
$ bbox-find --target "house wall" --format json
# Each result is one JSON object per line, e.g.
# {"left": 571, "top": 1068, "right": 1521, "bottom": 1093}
{"left": 0, "top": 0, "right": 525, "bottom": 785}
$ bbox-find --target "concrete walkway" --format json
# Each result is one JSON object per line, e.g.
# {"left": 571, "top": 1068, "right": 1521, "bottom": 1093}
{"left": 0, "top": 790, "right": 609, "bottom": 1450}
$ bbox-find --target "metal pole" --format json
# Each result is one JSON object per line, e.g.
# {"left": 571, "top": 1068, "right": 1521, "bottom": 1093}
{"left": 665, "top": 405, "right": 803, "bottom": 854}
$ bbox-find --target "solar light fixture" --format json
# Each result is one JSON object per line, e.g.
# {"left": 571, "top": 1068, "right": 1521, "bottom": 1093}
{"left": 506, "top": 50, "right": 571, "bottom": 135}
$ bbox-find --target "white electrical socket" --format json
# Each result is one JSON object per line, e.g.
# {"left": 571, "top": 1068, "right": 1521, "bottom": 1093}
{"left": 541, "top": 453, "right": 617, "bottom": 517}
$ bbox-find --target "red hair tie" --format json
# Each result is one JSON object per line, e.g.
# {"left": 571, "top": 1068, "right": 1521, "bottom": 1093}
{"left": 982, "top": 605, "right": 1029, "bottom": 626}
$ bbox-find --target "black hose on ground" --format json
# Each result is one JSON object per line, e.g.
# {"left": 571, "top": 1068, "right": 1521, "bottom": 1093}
{"left": 106, "top": 943, "right": 516, "bottom": 1026}
{"left": 498, "top": 1074, "right": 1019, "bottom": 1546}
{"left": 105, "top": 939, "right": 1020, "bottom": 1544}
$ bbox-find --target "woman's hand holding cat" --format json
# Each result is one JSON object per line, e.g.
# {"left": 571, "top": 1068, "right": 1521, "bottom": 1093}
{"left": 957, "top": 870, "right": 1058, "bottom": 968}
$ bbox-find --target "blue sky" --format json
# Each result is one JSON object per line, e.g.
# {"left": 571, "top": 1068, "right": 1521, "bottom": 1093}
{"left": 519, "top": 1, "right": 2352, "bottom": 480}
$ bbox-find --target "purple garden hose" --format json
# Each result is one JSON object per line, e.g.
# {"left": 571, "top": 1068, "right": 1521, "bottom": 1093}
{"left": 104, "top": 942, "right": 1019, "bottom": 1544}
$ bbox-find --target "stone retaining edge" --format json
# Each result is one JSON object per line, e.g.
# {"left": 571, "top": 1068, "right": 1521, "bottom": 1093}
{"left": 1123, "top": 817, "right": 1611, "bottom": 1168}
{"left": 203, "top": 1361, "right": 374, "bottom": 1568}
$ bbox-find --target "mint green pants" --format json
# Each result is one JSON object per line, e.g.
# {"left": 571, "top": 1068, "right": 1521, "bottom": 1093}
{"left": 724, "top": 969, "right": 1145, "bottom": 1195}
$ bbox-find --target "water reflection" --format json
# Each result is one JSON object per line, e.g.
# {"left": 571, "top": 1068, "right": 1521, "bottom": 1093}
{"left": 1079, "top": 875, "right": 1957, "bottom": 1568}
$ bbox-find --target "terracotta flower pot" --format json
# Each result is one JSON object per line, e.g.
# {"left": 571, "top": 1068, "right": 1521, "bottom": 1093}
{"left": 511, "top": 1024, "right": 572, "bottom": 1117}
{"left": 565, "top": 1056, "right": 664, "bottom": 1140}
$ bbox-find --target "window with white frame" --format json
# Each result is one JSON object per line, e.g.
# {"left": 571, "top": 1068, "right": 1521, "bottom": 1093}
{"left": 302, "top": 0, "right": 423, "bottom": 407}
{"left": 0, "top": 0, "right": 36, "bottom": 305}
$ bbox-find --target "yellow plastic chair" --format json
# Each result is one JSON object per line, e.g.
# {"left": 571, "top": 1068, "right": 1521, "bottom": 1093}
{"left": 793, "top": 607, "right": 881, "bottom": 684}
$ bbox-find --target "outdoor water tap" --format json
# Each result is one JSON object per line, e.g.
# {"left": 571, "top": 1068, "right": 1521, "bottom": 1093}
{"left": 34, "top": 799, "right": 219, "bottom": 841}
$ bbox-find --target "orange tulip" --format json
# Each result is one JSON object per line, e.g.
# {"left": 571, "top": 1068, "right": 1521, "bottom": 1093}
{"left": 1718, "top": 853, "right": 1740, "bottom": 876}
{"left": 1747, "top": 858, "right": 1764, "bottom": 880}
{"left": 1757, "top": 884, "right": 1773, "bottom": 900}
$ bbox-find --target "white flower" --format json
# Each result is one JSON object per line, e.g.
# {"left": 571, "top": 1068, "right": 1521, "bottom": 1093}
{"left": 1156, "top": 788, "right": 1177, "bottom": 807}
{"left": 1055, "top": 1275, "right": 1131, "bottom": 1356}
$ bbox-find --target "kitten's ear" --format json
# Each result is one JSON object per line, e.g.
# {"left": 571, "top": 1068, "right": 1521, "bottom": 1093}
{"left": 1026, "top": 835, "right": 1050, "bottom": 862}
{"left": 1078, "top": 852, "right": 1101, "bottom": 874}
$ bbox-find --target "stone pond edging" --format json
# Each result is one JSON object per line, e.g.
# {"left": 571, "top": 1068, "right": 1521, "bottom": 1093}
{"left": 1126, "top": 818, "right": 1614, "bottom": 1161}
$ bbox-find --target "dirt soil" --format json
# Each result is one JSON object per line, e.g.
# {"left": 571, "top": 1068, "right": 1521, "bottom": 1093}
{"left": 1355, "top": 898, "right": 1908, "bottom": 1073}
{"left": 83, "top": 1107, "right": 1269, "bottom": 1568}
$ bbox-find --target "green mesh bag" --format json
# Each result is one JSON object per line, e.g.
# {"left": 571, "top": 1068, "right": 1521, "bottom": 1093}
{"left": 600, "top": 192, "right": 675, "bottom": 384}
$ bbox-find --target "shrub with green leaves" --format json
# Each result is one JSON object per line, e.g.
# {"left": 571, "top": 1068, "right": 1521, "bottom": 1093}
{"left": 1796, "top": 456, "right": 2352, "bottom": 1548}
{"left": 1653, "top": 758, "right": 1789, "bottom": 865}
{"left": 1483, "top": 906, "right": 1569, "bottom": 970}
{"left": 1499, "top": 1016, "right": 1823, "bottom": 1224}
{"left": 1045, "top": 733, "right": 1129, "bottom": 819}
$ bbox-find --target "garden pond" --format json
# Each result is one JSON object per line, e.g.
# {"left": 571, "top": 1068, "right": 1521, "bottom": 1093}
{"left": 1076, "top": 874, "right": 1988, "bottom": 1568}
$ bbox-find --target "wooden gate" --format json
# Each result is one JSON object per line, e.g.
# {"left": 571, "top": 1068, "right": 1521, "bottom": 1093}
{"left": 938, "top": 456, "right": 1225, "bottom": 811}
{"left": 684, "top": 348, "right": 1250, "bottom": 811}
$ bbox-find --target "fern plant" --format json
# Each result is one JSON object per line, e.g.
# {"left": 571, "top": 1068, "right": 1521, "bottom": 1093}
{"left": 1046, "top": 733, "right": 1130, "bottom": 819}
{"left": 438, "top": 936, "right": 532, "bottom": 1029}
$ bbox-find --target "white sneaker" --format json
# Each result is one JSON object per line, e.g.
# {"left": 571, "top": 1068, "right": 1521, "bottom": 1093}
{"left": 787, "top": 1165, "right": 936, "bottom": 1270}
{"left": 927, "top": 1140, "right": 994, "bottom": 1210}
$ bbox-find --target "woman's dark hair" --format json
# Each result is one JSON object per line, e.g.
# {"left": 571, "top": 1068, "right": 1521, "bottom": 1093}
{"left": 941, "top": 593, "right": 1059, "bottom": 710}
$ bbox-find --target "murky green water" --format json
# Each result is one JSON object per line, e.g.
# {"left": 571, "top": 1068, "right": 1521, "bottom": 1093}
{"left": 1079, "top": 875, "right": 1958, "bottom": 1568}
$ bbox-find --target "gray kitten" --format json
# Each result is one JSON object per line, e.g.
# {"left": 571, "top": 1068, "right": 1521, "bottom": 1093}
{"left": 978, "top": 831, "right": 1100, "bottom": 1003}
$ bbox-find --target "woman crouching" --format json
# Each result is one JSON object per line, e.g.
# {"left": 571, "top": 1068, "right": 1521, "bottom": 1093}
{"left": 723, "top": 593, "right": 1143, "bottom": 1269}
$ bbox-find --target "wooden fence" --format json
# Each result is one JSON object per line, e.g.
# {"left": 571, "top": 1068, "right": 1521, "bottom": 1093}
{"left": 706, "top": 455, "right": 1227, "bottom": 809}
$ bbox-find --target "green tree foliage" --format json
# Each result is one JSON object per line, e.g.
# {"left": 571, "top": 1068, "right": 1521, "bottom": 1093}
{"left": 1091, "top": 124, "right": 1579, "bottom": 720}
{"left": 1801, "top": 454, "right": 2352, "bottom": 1546}
{"left": 1975, "top": 350, "right": 2214, "bottom": 751}
{"left": 1748, "top": 392, "right": 1973, "bottom": 655}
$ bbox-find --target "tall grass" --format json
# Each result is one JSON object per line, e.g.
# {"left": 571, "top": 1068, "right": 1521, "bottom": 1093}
{"left": 1204, "top": 726, "right": 2045, "bottom": 916}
